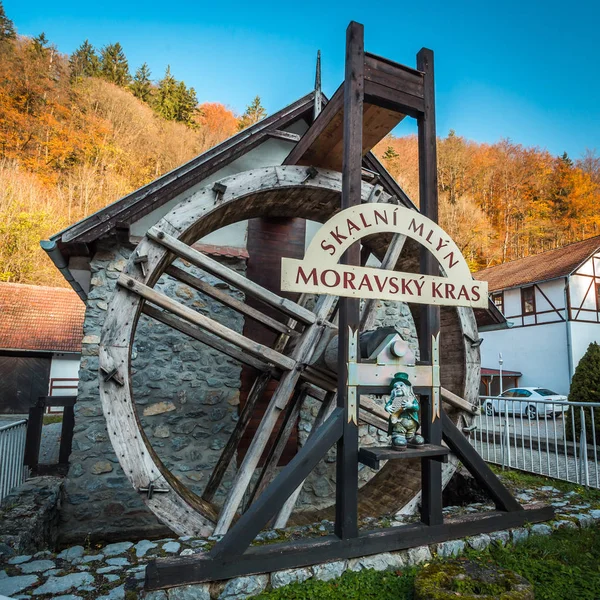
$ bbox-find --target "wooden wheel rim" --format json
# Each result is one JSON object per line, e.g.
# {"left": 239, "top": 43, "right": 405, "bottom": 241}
{"left": 99, "top": 166, "right": 480, "bottom": 537}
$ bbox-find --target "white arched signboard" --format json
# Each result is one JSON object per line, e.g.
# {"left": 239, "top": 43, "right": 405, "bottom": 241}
{"left": 281, "top": 204, "right": 487, "bottom": 308}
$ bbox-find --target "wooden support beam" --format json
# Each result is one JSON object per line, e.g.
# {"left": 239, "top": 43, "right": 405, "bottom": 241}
{"left": 147, "top": 227, "right": 316, "bottom": 325}
{"left": 441, "top": 387, "right": 479, "bottom": 415}
{"left": 165, "top": 265, "right": 300, "bottom": 338}
{"left": 273, "top": 390, "right": 337, "bottom": 528}
{"left": 214, "top": 293, "right": 338, "bottom": 535}
{"left": 248, "top": 386, "right": 308, "bottom": 505}
{"left": 202, "top": 373, "right": 271, "bottom": 503}
{"left": 119, "top": 274, "right": 296, "bottom": 372}
{"left": 417, "top": 47, "right": 443, "bottom": 528}
{"left": 146, "top": 506, "right": 554, "bottom": 588}
{"left": 335, "top": 20, "right": 363, "bottom": 541}
{"left": 441, "top": 411, "right": 522, "bottom": 512}
{"left": 210, "top": 408, "right": 344, "bottom": 559}
{"left": 142, "top": 305, "right": 274, "bottom": 374}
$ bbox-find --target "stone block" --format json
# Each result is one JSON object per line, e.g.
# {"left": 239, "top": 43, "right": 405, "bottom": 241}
{"left": 466, "top": 533, "right": 491, "bottom": 551}
{"left": 271, "top": 567, "right": 312, "bottom": 588}
{"left": 436, "top": 539, "right": 465, "bottom": 557}
{"left": 219, "top": 575, "right": 268, "bottom": 599}
{"left": 406, "top": 545, "right": 432, "bottom": 566}
{"left": 511, "top": 528, "right": 529, "bottom": 544}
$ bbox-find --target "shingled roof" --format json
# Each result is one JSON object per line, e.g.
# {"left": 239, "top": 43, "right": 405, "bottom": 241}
{"left": 0, "top": 282, "right": 85, "bottom": 353}
{"left": 475, "top": 235, "right": 600, "bottom": 292}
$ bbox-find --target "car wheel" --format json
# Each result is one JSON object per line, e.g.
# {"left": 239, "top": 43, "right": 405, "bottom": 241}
{"left": 485, "top": 403, "right": 494, "bottom": 416}
{"left": 526, "top": 404, "right": 537, "bottom": 420}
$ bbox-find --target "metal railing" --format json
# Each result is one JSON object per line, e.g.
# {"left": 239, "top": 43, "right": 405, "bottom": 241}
{"left": 471, "top": 396, "right": 600, "bottom": 488}
{"left": 0, "top": 420, "right": 28, "bottom": 502}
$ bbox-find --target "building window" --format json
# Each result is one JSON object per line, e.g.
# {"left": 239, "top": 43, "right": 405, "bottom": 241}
{"left": 522, "top": 286, "right": 536, "bottom": 314}
{"left": 492, "top": 292, "right": 504, "bottom": 314}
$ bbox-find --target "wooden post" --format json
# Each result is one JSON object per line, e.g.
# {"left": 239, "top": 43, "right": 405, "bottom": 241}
{"left": 417, "top": 47, "right": 443, "bottom": 527}
{"left": 335, "top": 20, "right": 363, "bottom": 540}
{"left": 24, "top": 398, "right": 45, "bottom": 472}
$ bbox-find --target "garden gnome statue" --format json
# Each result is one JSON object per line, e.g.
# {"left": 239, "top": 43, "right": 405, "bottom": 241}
{"left": 385, "top": 372, "right": 425, "bottom": 450}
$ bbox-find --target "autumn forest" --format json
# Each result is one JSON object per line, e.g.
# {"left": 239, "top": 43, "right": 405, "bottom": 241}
{"left": 1, "top": 3, "right": 599, "bottom": 286}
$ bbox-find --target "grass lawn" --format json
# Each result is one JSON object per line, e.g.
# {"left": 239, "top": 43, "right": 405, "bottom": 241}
{"left": 252, "top": 526, "right": 600, "bottom": 599}
{"left": 252, "top": 469, "right": 600, "bottom": 600}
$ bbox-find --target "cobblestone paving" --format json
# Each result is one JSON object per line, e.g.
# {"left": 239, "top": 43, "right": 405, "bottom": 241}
{"left": 1, "top": 482, "right": 599, "bottom": 599}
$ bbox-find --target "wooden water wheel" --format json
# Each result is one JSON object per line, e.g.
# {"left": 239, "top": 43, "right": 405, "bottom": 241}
{"left": 98, "top": 165, "right": 481, "bottom": 539}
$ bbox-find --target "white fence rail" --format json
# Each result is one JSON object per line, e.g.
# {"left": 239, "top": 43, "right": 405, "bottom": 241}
{"left": 0, "top": 420, "right": 28, "bottom": 502}
{"left": 471, "top": 396, "right": 600, "bottom": 488}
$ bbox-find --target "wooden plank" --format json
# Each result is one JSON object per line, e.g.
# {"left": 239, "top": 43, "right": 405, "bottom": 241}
{"left": 214, "top": 293, "right": 338, "bottom": 535}
{"left": 441, "top": 387, "right": 479, "bottom": 414}
{"left": 364, "top": 79, "right": 425, "bottom": 118}
{"left": 267, "top": 129, "right": 301, "bottom": 142}
{"left": 441, "top": 411, "right": 522, "bottom": 512}
{"left": 335, "top": 20, "right": 364, "bottom": 541}
{"left": 119, "top": 274, "right": 296, "bottom": 372}
{"left": 145, "top": 506, "right": 555, "bottom": 588}
{"left": 248, "top": 387, "right": 307, "bottom": 504}
{"left": 283, "top": 86, "right": 344, "bottom": 167}
{"left": 23, "top": 402, "right": 44, "bottom": 471}
{"left": 358, "top": 444, "right": 448, "bottom": 470}
{"left": 147, "top": 228, "right": 316, "bottom": 325}
{"left": 272, "top": 390, "right": 337, "bottom": 528}
{"left": 202, "top": 373, "right": 271, "bottom": 503}
{"left": 364, "top": 53, "right": 424, "bottom": 99}
{"left": 210, "top": 408, "right": 344, "bottom": 559}
{"left": 417, "top": 47, "right": 443, "bottom": 528}
{"left": 165, "top": 265, "right": 299, "bottom": 338}
{"left": 142, "top": 305, "right": 273, "bottom": 374}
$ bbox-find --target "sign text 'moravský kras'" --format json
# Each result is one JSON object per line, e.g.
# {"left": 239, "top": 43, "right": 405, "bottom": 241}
{"left": 281, "top": 204, "right": 488, "bottom": 308}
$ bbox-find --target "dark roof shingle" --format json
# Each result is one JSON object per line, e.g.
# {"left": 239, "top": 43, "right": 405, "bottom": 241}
{"left": 0, "top": 282, "right": 85, "bottom": 353}
{"left": 474, "top": 235, "right": 600, "bottom": 292}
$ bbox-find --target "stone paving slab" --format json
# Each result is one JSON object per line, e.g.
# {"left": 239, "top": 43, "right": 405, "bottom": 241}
{"left": 0, "top": 481, "right": 599, "bottom": 599}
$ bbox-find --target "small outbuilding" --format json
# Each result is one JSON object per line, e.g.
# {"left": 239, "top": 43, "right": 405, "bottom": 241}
{"left": 0, "top": 282, "right": 84, "bottom": 414}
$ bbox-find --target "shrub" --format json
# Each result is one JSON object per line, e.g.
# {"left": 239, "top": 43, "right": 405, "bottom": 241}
{"left": 566, "top": 341, "right": 600, "bottom": 441}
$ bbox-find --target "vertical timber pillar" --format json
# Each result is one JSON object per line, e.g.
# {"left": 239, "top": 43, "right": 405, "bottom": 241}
{"left": 417, "top": 48, "right": 443, "bottom": 527}
{"left": 335, "top": 20, "right": 363, "bottom": 540}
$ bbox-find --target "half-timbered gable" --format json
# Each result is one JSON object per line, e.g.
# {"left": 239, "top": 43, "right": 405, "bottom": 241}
{"left": 475, "top": 235, "right": 600, "bottom": 395}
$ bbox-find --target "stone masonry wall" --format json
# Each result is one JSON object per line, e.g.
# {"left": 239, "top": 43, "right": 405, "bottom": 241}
{"left": 62, "top": 238, "right": 245, "bottom": 544}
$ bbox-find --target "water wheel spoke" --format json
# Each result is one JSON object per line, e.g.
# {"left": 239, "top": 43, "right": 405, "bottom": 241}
{"left": 118, "top": 274, "right": 296, "bottom": 372}
{"left": 165, "top": 265, "right": 301, "bottom": 338}
{"left": 272, "top": 390, "right": 337, "bottom": 528}
{"left": 247, "top": 385, "right": 308, "bottom": 506}
{"left": 142, "top": 305, "right": 275, "bottom": 374}
{"left": 147, "top": 226, "right": 317, "bottom": 325}
{"left": 214, "top": 294, "right": 337, "bottom": 535}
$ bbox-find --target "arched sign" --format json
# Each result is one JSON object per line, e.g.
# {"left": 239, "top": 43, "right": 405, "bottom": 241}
{"left": 281, "top": 204, "right": 488, "bottom": 308}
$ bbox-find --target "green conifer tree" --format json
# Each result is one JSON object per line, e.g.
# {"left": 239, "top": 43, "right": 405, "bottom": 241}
{"left": 31, "top": 32, "right": 49, "bottom": 56}
{"left": 238, "top": 96, "right": 266, "bottom": 130}
{"left": 174, "top": 80, "right": 198, "bottom": 125}
{"left": 69, "top": 40, "right": 100, "bottom": 81}
{"left": 100, "top": 42, "right": 130, "bottom": 86}
{"left": 566, "top": 341, "right": 600, "bottom": 441}
{"left": 130, "top": 63, "right": 152, "bottom": 102}
{"left": 382, "top": 145, "right": 399, "bottom": 160}
{"left": 153, "top": 65, "right": 178, "bottom": 120}
{"left": 0, "top": 1, "right": 15, "bottom": 41}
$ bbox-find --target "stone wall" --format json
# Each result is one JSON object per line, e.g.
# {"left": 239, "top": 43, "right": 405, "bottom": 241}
{"left": 62, "top": 238, "right": 419, "bottom": 541}
{"left": 61, "top": 238, "right": 245, "bottom": 544}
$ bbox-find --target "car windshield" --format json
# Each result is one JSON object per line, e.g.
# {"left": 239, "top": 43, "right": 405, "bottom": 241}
{"left": 535, "top": 388, "right": 559, "bottom": 396}
{"left": 500, "top": 390, "right": 516, "bottom": 397}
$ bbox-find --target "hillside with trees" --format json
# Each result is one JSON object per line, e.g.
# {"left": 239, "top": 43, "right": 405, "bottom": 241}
{"left": 1, "top": 2, "right": 599, "bottom": 286}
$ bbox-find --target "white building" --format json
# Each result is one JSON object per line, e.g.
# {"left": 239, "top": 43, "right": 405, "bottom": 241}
{"left": 475, "top": 235, "right": 600, "bottom": 396}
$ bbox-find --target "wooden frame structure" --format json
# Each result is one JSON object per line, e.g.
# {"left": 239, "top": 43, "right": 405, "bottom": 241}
{"left": 96, "top": 21, "right": 552, "bottom": 590}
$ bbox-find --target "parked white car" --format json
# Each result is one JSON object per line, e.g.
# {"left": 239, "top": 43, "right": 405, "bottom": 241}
{"left": 483, "top": 388, "right": 569, "bottom": 419}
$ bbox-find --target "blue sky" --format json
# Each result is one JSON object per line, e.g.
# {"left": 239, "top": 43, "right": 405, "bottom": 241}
{"left": 8, "top": 0, "right": 599, "bottom": 158}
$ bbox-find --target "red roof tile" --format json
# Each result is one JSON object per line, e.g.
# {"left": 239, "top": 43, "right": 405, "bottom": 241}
{"left": 0, "top": 282, "right": 85, "bottom": 353}
{"left": 474, "top": 235, "right": 600, "bottom": 292}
